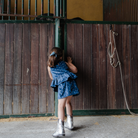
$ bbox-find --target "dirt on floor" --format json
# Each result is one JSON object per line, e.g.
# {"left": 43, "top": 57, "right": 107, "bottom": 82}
{"left": 0, "top": 116, "right": 58, "bottom": 122}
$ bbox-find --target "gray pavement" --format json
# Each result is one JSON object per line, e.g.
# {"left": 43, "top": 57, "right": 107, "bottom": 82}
{"left": 0, "top": 115, "right": 138, "bottom": 138}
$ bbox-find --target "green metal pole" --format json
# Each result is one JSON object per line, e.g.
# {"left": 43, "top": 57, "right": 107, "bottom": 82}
{"left": 1, "top": 0, "right": 4, "bottom": 20}
{"left": 55, "top": 0, "right": 60, "bottom": 48}
{"left": 28, "top": 0, "right": 30, "bottom": 20}
{"left": 21, "top": 0, "right": 24, "bottom": 20}
{"left": 35, "top": 0, "right": 37, "bottom": 20}
{"left": 7, "top": 0, "right": 10, "bottom": 20}
{"left": 14, "top": 0, "right": 17, "bottom": 20}
{"left": 64, "top": 23, "right": 67, "bottom": 61}
{"left": 54, "top": 0, "right": 61, "bottom": 117}
{"left": 41, "top": 0, "right": 43, "bottom": 15}
{"left": 60, "top": 0, "right": 62, "bottom": 17}
{"left": 63, "top": 0, "right": 67, "bottom": 18}
{"left": 54, "top": 0, "right": 56, "bottom": 16}
{"left": 48, "top": 0, "right": 50, "bottom": 16}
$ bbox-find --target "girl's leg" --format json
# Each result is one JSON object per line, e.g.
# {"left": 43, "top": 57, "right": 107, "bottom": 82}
{"left": 58, "top": 98, "right": 67, "bottom": 121}
{"left": 65, "top": 95, "right": 73, "bottom": 116}
{"left": 65, "top": 95, "right": 74, "bottom": 130}
{"left": 53, "top": 98, "right": 66, "bottom": 137}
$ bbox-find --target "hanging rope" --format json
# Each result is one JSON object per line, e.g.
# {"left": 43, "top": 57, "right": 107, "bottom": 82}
{"left": 107, "top": 26, "right": 137, "bottom": 116}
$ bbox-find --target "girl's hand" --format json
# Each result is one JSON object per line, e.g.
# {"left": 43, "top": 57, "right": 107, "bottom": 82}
{"left": 67, "top": 57, "right": 72, "bottom": 63}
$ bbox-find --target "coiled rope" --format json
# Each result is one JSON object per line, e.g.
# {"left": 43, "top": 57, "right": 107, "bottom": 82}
{"left": 107, "top": 26, "right": 137, "bottom": 115}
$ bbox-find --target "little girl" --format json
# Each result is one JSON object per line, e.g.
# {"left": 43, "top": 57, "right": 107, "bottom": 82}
{"left": 47, "top": 47, "right": 80, "bottom": 137}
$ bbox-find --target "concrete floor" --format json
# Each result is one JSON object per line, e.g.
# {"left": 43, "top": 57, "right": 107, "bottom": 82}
{"left": 0, "top": 115, "right": 138, "bottom": 138}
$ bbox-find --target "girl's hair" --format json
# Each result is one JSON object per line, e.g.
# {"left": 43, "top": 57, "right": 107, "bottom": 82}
{"left": 48, "top": 47, "right": 63, "bottom": 67}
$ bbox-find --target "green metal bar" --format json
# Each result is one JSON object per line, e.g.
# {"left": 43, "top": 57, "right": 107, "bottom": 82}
{"left": 35, "top": 0, "right": 37, "bottom": 20}
{"left": 63, "top": 0, "right": 67, "bottom": 18}
{"left": 64, "top": 23, "right": 67, "bottom": 61}
{"left": 0, "top": 20, "right": 54, "bottom": 23}
{"left": 72, "top": 109, "right": 138, "bottom": 116}
{"left": 55, "top": 18, "right": 61, "bottom": 117}
{"left": 1, "top": 0, "right": 4, "bottom": 20}
{"left": 0, "top": 14, "right": 64, "bottom": 19}
{"left": 55, "top": 92, "right": 58, "bottom": 117}
{"left": 21, "top": 0, "right": 24, "bottom": 20}
{"left": 63, "top": 0, "right": 65, "bottom": 17}
{"left": 54, "top": 0, "right": 62, "bottom": 117}
{"left": 55, "top": 19, "right": 61, "bottom": 47}
{"left": 65, "top": 20, "right": 138, "bottom": 25}
{"left": 1, "top": 20, "right": 138, "bottom": 25}
{"left": 55, "top": 0, "right": 59, "bottom": 16}
{"left": 0, "top": 113, "right": 54, "bottom": 119}
{"left": 7, "top": 0, "right": 10, "bottom": 20}
{"left": 54, "top": 0, "right": 56, "bottom": 16}
{"left": 60, "top": 0, "right": 62, "bottom": 17}
{"left": 48, "top": 0, "right": 50, "bottom": 16}
{"left": 28, "top": 0, "right": 30, "bottom": 20}
{"left": 14, "top": 0, "right": 17, "bottom": 20}
{"left": 1, "top": 109, "right": 138, "bottom": 119}
{"left": 41, "top": 0, "right": 43, "bottom": 15}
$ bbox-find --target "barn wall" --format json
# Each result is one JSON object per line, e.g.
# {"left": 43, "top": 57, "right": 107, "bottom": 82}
{"left": 67, "top": 24, "right": 138, "bottom": 110}
{"left": 103, "top": 0, "right": 138, "bottom": 22}
{"left": 0, "top": 23, "right": 54, "bottom": 115}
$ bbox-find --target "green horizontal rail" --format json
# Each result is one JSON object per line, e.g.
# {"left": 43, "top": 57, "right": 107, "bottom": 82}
{"left": 72, "top": 109, "right": 138, "bottom": 116}
{"left": 0, "top": 20, "right": 55, "bottom": 23}
{"left": 0, "top": 113, "right": 54, "bottom": 119}
{"left": 65, "top": 20, "right": 138, "bottom": 25}
{"left": 0, "top": 0, "right": 66, "bottom": 21}
{"left": 0, "top": 109, "right": 138, "bottom": 119}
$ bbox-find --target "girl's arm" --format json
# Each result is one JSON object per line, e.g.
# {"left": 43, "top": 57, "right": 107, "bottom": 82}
{"left": 47, "top": 66, "right": 53, "bottom": 80}
{"left": 66, "top": 57, "right": 78, "bottom": 74}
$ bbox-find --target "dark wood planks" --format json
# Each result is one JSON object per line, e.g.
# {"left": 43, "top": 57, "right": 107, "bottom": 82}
{"left": 91, "top": 24, "right": 99, "bottom": 109}
{"left": 0, "top": 24, "right": 5, "bottom": 115}
{"left": 107, "top": 25, "right": 116, "bottom": 109}
{"left": 39, "top": 24, "right": 47, "bottom": 113}
{"left": 0, "top": 23, "right": 55, "bottom": 115}
{"left": 83, "top": 24, "right": 92, "bottom": 109}
{"left": 126, "top": 25, "right": 131, "bottom": 109}
{"left": 122, "top": 25, "right": 131, "bottom": 109}
{"left": 22, "top": 24, "right": 31, "bottom": 114}
{"left": 74, "top": 24, "right": 83, "bottom": 110}
{"left": 30, "top": 23, "right": 39, "bottom": 113}
{"left": 4, "top": 24, "right": 14, "bottom": 115}
{"left": 131, "top": 25, "right": 138, "bottom": 108}
{"left": 67, "top": 24, "right": 75, "bottom": 109}
{"left": 13, "top": 24, "right": 22, "bottom": 114}
{"left": 47, "top": 24, "right": 54, "bottom": 113}
{"left": 99, "top": 24, "right": 107, "bottom": 109}
{"left": 115, "top": 25, "right": 124, "bottom": 109}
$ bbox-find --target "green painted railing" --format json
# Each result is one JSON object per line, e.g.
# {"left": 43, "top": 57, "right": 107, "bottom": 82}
{"left": 0, "top": 0, "right": 66, "bottom": 21}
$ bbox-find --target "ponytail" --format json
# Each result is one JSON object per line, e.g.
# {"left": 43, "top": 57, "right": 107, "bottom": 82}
{"left": 47, "top": 47, "right": 63, "bottom": 67}
{"left": 48, "top": 55, "right": 57, "bottom": 67}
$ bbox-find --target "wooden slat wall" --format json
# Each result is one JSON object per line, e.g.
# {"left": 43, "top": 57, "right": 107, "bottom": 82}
{"left": 103, "top": 0, "right": 138, "bottom": 22}
{"left": 67, "top": 24, "right": 138, "bottom": 110}
{"left": 0, "top": 23, "right": 54, "bottom": 115}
